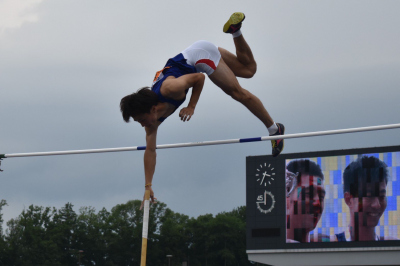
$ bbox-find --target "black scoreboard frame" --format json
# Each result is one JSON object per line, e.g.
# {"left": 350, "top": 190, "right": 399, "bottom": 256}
{"left": 246, "top": 145, "right": 400, "bottom": 252}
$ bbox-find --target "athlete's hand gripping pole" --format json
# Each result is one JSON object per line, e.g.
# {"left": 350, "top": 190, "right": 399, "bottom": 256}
{"left": 140, "top": 190, "right": 151, "bottom": 266}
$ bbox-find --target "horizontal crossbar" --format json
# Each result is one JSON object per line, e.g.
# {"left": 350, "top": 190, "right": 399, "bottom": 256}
{"left": 1, "top": 123, "right": 400, "bottom": 158}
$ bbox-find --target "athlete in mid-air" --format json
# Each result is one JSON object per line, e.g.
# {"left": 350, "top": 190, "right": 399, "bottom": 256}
{"left": 120, "top": 12, "right": 285, "bottom": 204}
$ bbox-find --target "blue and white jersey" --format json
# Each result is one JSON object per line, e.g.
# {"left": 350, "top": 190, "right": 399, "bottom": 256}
{"left": 151, "top": 53, "right": 196, "bottom": 108}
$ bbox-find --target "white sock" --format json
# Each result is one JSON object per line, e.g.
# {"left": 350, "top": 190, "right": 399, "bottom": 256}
{"left": 268, "top": 122, "right": 278, "bottom": 135}
{"left": 232, "top": 29, "right": 242, "bottom": 38}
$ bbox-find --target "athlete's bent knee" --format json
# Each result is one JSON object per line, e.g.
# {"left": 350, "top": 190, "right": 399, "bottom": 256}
{"left": 247, "top": 64, "right": 257, "bottom": 78}
{"left": 240, "top": 64, "right": 257, "bottom": 79}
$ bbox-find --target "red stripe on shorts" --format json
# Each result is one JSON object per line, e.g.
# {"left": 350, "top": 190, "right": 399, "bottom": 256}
{"left": 195, "top": 59, "right": 216, "bottom": 70}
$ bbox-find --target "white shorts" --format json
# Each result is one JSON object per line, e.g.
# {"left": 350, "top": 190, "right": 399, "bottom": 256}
{"left": 181, "top": 40, "right": 221, "bottom": 75}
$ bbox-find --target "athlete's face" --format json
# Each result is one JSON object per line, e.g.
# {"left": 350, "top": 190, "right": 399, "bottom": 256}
{"left": 346, "top": 181, "right": 387, "bottom": 228}
{"left": 287, "top": 174, "right": 326, "bottom": 230}
{"left": 133, "top": 107, "right": 157, "bottom": 128}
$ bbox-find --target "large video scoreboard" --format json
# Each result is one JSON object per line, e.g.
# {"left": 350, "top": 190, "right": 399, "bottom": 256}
{"left": 246, "top": 145, "right": 400, "bottom": 266}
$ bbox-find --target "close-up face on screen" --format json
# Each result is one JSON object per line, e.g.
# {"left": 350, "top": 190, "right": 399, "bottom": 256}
{"left": 285, "top": 152, "right": 400, "bottom": 243}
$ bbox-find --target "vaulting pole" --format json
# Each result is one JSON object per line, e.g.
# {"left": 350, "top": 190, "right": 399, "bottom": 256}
{"left": 1, "top": 123, "right": 400, "bottom": 159}
{"left": 140, "top": 190, "right": 151, "bottom": 266}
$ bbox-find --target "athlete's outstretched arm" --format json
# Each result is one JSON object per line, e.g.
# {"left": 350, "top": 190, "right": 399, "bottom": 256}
{"left": 161, "top": 73, "right": 205, "bottom": 122}
{"left": 142, "top": 125, "right": 158, "bottom": 207}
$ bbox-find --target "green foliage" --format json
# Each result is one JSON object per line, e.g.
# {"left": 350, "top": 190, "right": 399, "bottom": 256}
{"left": 0, "top": 199, "right": 251, "bottom": 266}
{"left": 5, "top": 205, "right": 59, "bottom": 265}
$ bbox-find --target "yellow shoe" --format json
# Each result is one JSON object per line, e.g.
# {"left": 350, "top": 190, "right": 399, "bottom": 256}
{"left": 271, "top": 123, "right": 285, "bottom": 157}
{"left": 223, "top": 12, "right": 245, "bottom": 33}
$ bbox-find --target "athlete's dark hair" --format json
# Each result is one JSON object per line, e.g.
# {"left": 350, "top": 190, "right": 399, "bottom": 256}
{"left": 120, "top": 87, "right": 159, "bottom": 122}
{"left": 286, "top": 159, "right": 324, "bottom": 181}
{"left": 343, "top": 155, "right": 388, "bottom": 197}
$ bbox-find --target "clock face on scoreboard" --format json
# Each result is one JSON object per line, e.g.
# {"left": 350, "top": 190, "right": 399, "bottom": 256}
{"left": 255, "top": 162, "right": 276, "bottom": 187}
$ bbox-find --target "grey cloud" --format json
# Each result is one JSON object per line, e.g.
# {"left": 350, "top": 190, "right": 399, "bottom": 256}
{"left": 1, "top": 1, "right": 400, "bottom": 225}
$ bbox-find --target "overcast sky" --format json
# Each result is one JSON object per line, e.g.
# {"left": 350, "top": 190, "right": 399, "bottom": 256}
{"left": 1, "top": 0, "right": 400, "bottom": 225}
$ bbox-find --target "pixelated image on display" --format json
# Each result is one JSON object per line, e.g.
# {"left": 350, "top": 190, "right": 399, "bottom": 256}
{"left": 286, "top": 152, "right": 400, "bottom": 243}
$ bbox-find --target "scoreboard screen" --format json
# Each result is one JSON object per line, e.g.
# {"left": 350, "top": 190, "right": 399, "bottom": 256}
{"left": 246, "top": 145, "right": 400, "bottom": 252}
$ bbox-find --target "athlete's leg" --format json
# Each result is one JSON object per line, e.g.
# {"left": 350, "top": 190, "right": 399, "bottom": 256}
{"left": 210, "top": 59, "right": 285, "bottom": 157}
{"left": 209, "top": 58, "right": 273, "bottom": 128}
{"left": 218, "top": 35, "right": 257, "bottom": 79}
{"left": 220, "top": 12, "right": 257, "bottom": 78}
{"left": 219, "top": 12, "right": 285, "bottom": 157}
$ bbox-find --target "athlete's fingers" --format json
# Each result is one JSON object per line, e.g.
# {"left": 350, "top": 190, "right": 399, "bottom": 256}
{"left": 179, "top": 107, "right": 194, "bottom": 122}
{"left": 179, "top": 110, "right": 186, "bottom": 121}
{"left": 181, "top": 113, "right": 188, "bottom": 122}
{"left": 141, "top": 188, "right": 154, "bottom": 209}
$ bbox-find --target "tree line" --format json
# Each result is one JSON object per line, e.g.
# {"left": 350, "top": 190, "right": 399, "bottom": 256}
{"left": 0, "top": 199, "right": 252, "bottom": 266}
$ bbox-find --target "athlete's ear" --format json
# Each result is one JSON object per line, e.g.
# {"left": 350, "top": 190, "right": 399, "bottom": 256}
{"left": 150, "top": 105, "right": 157, "bottom": 114}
